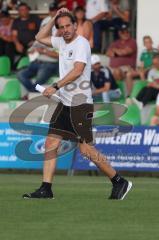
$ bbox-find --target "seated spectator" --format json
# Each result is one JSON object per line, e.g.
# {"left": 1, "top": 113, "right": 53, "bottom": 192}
{"left": 106, "top": 0, "right": 130, "bottom": 39}
{"left": 16, "top": 6, "right": 59, "bottom": 93}
{"left": 8, "top": 0, "right": 19, "bottom": 10}
{"left": 125, "top": 36, "right": 158, "bottom": 96}
{"left": 17, "top": 44, "right": 59, "bottom": 93}
{"left": 106, "top": 24, "right": 137, "bottom": 81}
{"left": 0, "top": 11, "right": 15, "bottom": 68}
{"left": 150, "top": 94, "right": 159, "bottom": 125}
{"left": 0, "top": 0, "right": 8, "bottom": 11}
{"left": 132, "top": 54, "right": 159, "bottom": 109}
{"left": 85, "top": 0, "right": 109, "bottom": 52}
{"left": 91, "top": 54, "right": 121, "bottom": 102}
{"left": 0, "top": 0, "right": 19, "bottom": 11}
{"left": 74, "top": 6, "right": 93, "bottom": 48}
{"left": 11, "top": 2, "right": 41, "bottom": 58}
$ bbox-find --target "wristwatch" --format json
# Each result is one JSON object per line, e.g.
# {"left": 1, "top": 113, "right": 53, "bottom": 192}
{"left": 52, "top": 82, "right": 60, "bottom": 91}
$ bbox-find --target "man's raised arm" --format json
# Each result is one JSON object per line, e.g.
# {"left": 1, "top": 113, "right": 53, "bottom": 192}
{"left": 35, "top": 17, "right": 55, "bottom": 47}
{"left": 35, "top": 8, "right": 69, "bottom": 47}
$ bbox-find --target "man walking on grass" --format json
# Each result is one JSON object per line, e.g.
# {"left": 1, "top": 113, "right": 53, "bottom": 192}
{"left": 23, "top": 8, "right": 132, "bottom": 200}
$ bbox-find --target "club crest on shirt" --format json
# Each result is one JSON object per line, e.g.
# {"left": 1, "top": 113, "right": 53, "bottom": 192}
{"left": 68, "top": 50, "right": 73, "bottom": 58}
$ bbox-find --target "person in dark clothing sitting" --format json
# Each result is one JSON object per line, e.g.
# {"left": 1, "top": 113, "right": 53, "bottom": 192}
{"left": 132, "top": 54, "right": 159, "bottom": 110}
{"left": 11, "top": 2, "right": 41, "bottom": 56}
{"left": 91, "top": 54, "right": 121, "bottom": 102}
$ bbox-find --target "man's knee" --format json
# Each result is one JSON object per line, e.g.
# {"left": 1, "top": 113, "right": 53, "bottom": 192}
{"left": 45, "top": 135, "right": 61, "bottom": 151}
{"left": 17, "top": 70, "right": 22, "bottom": 79}
{"left": 113, "top": 68, "right": 123, "bottom": 81}
{"left": 126, "top": 70, "right": 133, "bottom": 79}
{"left": 17, "top": 69, "right": 26, "bottom": 81}
{"left": 79, "top": 142, "right": 93, "bottom": 159}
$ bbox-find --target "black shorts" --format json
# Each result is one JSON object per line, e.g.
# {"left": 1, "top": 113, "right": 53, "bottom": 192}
{"left": 48, "top": 102, "right": 94, "bottom": 143}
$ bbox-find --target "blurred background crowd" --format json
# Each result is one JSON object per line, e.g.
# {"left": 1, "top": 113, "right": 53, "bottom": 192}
{"left": 0, "top": 0, "right": 159, "bottom": 126}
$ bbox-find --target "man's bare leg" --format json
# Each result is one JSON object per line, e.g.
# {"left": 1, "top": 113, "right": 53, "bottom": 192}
{"left": 125, "top": 70, "right": 135, "bottom": 96}
{"left": 79, "top": 142, "right": 116, "bottom": 178}
{"left": 22, "top": 134, "right": 61, "bottom": 199}
{"left": 112, "top": 68, "right": 124, "bottom": 81}
{"left": 43, "top": 134, "right": 62, "bottom": 183}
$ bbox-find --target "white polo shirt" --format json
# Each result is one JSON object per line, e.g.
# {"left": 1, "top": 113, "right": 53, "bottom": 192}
{"left": 86, "top": 0, "right": 109, "bottom": 19}
{"left": 51, "top": 35, "right": 93, "bottom": 106}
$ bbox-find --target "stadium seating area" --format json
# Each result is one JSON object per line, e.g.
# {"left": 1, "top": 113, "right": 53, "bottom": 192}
{"left": 0, "top": 0, "right": 157, "bottom": 126}
{"left": 0, "top": 54, "right": 155, "bottom": 125}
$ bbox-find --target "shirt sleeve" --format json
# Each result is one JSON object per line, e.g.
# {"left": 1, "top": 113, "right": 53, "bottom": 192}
{"left": 147, "top": 69, "right": 154, "bottom": 82}
{"left": 51, "top": 36, "right": 61, "bottom": 49}
{"left": 11, "top": 19, "right": 18, "bottom": 30}
{"left": 102, "top": 68, "right": 110, "bottom": 82}
{"left": 34, "top": 16, "right": 41, "bottom": 31}
{"left": 140, "top": 52, "right": 144, "bottom": 62}
{"left": 74, "top": 39, "right": 90, "bottom": 64}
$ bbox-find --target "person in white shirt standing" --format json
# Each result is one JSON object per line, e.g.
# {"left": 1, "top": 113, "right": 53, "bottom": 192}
{"left": 86, "top": 0, "right": 109, "bottom": 52}
{"left": 23, "top": 8, "right": 132, "bottom": 200}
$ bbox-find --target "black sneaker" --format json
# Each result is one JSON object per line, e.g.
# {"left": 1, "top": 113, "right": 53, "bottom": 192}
{"left": 109, "top": 180, "right": 132, "bottom": 200}
{"left": 22, "top": 186, "right": 54, "bottom": 199}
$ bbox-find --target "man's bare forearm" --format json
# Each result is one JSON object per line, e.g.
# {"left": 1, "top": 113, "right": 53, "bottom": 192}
{"left": 114, "top": 47, "right": 133, "bottom": 56}
{"left": 45, "top": 50, "right": 59, "bottom": 59}
{"left": 91, "top": 12, "right": 107, "bottom": 23}
{"left": 94, "top": 87, "right": 109, "bottom": 95}
{"left": 56, "top": 62, "right": 85, "bottom": 88}
{"left": 114, "top": 8, "right": 129, "bottom": 22}
{"left": 57, "top": 68, "right": 83, "bottom": 88}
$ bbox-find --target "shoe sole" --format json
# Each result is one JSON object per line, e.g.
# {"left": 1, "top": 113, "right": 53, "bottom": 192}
{"left": 23, "top": 196, "right": 55, "bottom": 200}
{"left": 120, "top": 181, "right": 132, "bottom": 200}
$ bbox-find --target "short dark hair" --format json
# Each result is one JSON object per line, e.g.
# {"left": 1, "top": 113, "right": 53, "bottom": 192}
{"left": 74, "top": 6, "right": 85, "bottom": 13}
{"left": 143, "top": 35, "right": 152, "bottom": 42}
{"left": 17, "top": 2, "right": 30, "bottom": 10}
{"left": 55, "top": 12, "right": 76, "bottom": 29}
{"left": 49, "top": 2, "right": 58, "bottom": 11}
{"left": 74, "top": 6, "right": 86, "bottom": 23}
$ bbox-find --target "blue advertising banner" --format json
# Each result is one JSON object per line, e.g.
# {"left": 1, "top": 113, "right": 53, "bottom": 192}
{"left": 1, "top": 123, "right": 159, "bottom": 171}
{"left": 0, "top": 123, "right": 75, "bottom": 170}
{"left": 72, "top": 126, "right": 159, "bottom": 172}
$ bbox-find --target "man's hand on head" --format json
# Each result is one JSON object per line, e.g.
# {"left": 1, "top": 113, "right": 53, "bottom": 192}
{"left": 55, "top": 7, "right": 70, "bottom": 18}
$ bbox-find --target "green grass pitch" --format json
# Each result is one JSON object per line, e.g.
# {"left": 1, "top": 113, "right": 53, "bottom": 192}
{"left": 0, "top": 174, "right": 159, "bottom": 240}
